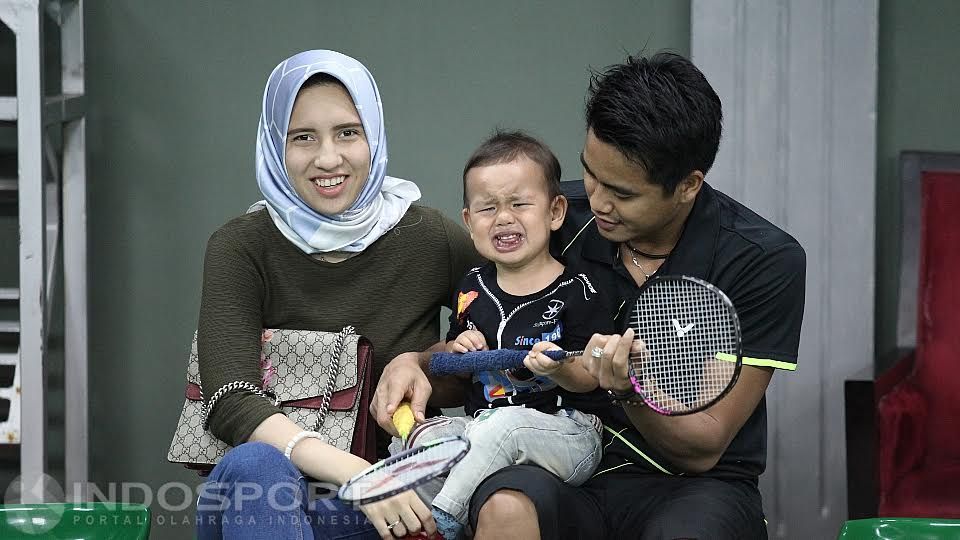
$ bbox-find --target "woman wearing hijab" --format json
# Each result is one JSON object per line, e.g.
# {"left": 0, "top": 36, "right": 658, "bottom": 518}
{"left": 195, "top": 50, "right": 478, "bottom": 539}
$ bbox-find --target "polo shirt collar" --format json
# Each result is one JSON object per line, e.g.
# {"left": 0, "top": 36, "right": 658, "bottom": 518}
{"left": 660, "top": 182, "right": 720, "bottom": 279}
{"left": 578, "top": 217, "right": 618, "bottom": 266}
{"left": 577, "top": 182, "right": 721, "bottom": 279}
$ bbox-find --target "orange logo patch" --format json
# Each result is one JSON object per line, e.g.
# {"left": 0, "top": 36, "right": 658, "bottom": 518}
{"left": 457, "top": 291, "right": 479, "bottom": 319}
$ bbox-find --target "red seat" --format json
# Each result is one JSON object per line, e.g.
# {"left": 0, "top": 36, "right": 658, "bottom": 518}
{"left": 877, "top": 170, "right": 960, "bottom": 518}
{"left": 880, "top": 462, "right": 960, "bottom": 518}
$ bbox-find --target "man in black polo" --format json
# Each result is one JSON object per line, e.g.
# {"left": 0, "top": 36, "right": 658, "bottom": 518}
{"left": 371, "top": 51, "right": 805, "bottom": 539}
{"left": 464, "top": 53, "right": 805, "bottom": 539}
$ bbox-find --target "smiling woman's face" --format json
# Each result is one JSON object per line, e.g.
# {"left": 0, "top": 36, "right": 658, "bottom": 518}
{"left": 284, "top": 82, "right": 371, "bottom": 215}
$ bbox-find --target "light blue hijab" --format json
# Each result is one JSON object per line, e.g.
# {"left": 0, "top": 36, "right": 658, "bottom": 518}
{"left": 250, "top": 50, "right": 421, "bottom": 253}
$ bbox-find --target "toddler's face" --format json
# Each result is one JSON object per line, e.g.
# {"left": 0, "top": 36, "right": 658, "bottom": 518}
{"left": 462, "top": 157, "right": 565, "bottom": 270}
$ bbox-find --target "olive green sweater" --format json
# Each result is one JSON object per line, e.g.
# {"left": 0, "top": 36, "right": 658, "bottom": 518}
{"left": 197, "top": 206, "right": 479, "bottom": 447}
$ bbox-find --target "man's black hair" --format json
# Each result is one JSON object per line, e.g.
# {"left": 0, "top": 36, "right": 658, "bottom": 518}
{"left": 585, "top": 51, "right": 722, "bottom": 194}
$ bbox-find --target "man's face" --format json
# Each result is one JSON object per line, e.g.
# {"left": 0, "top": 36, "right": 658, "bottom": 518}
{"left": 581, "top": 129, "right": 691, "bottom": 245}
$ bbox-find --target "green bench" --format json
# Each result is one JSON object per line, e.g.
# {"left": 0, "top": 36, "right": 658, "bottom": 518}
{"left": 838, "top": 518, "right": 960, "bottom": 540}
{"left": 0, "top": 503, "right": 150, "bottom": 539}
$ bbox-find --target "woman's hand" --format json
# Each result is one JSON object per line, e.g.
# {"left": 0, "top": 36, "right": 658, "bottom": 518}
{"left": 371, "top": 351, "right": 433, "bottom": 433}
{"left": 445, "top": 330, "right": 487, "bottom": 353}
{"left": 360, "top": 489, "right": 436, "bottom": 539}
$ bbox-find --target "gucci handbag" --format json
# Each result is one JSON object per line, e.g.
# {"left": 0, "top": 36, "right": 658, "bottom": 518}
{"left": 167, "top": 326, "right": 377, "bottom": 471}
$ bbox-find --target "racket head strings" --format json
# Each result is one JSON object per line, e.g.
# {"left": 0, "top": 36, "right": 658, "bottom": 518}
{"left": 628, "top": 276, "right": 742, "bottom": 415}
{"left": 338, "top": 436, "right": 470, "bottom": 505}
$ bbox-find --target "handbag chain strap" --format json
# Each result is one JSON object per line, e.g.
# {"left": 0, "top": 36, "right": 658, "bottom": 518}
{"left": 200, "top": 326, "right": 355, "bottom": 433}
{"left": 313, "top": 326, "right": 355, "bottom": 431}
{"left": 201, "top": 381, "right": 279, "bottom": 431}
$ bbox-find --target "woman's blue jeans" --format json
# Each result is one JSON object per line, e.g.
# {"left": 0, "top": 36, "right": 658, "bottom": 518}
{"left": 196, "top": 442, "right": 379, "bottom": 539}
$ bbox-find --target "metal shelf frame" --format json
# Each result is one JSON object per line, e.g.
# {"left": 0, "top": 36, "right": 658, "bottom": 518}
{"left": 0, "top": 0, "right": 88, "bottom": 502}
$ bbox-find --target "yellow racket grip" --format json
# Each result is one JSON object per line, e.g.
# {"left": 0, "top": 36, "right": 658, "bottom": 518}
{"left": 392, "top": 401, "right": 416, "bottom": 443}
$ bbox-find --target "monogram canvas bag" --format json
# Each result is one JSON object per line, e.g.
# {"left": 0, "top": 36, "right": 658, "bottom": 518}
{"left": 167, "top": 326, "right": 376, "bottom": 471}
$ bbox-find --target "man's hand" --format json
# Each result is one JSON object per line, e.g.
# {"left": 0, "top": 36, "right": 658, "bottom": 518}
{"left": 580, "top": 329, "right": 637, "bottom": 393}
{"left": 370, "top": 352, "right": 432, "bottom": 434}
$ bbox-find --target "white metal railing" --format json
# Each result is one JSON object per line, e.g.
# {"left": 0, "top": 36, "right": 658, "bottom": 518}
{"left": 0, "top": 0, "right": 88, "bottom": 502}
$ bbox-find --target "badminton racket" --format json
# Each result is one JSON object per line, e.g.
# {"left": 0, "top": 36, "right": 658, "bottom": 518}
{"left": 430, "top": 275, "right": 742, "bottom": 416}
{"left": 338, "top": 436, "right": 470, "bottom": 505}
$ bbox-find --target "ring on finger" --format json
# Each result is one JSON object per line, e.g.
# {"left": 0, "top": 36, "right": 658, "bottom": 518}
{"left": 386, "top": 519, "right": 402, "bottom": 530}
{"left": 591, "top": 346, "right": 604, "bottom": 359}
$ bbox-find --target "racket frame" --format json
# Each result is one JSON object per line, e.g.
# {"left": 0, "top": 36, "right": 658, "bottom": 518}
{"left": 626, "top": 274, "right": 743, "bottom": 416}
{"left": 337, "top": 436, "right": 470, "bottom": 505}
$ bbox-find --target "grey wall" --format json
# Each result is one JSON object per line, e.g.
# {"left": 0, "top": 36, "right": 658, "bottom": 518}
{"left": 875, "top": 0, "right": 960, "bottom": 366}
{"left": 83, "top": 2, "right": 689, "bottom": 537}
{"left": 693, "top": 2, "right": 877, "bottom": 537}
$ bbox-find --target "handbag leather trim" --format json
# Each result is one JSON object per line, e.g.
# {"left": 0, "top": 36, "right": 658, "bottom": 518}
{"left": 183, "top": 341, "right": 372, "bottom": 412}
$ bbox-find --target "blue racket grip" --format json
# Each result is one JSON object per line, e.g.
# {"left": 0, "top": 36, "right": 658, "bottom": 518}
{"left": 429, "top": 349, "right": 573, "bottom": 375}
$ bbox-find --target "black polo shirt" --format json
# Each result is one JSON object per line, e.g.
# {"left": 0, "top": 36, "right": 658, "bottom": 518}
{"left": 550, "top": 180, "right": 806, "bottom": 481}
